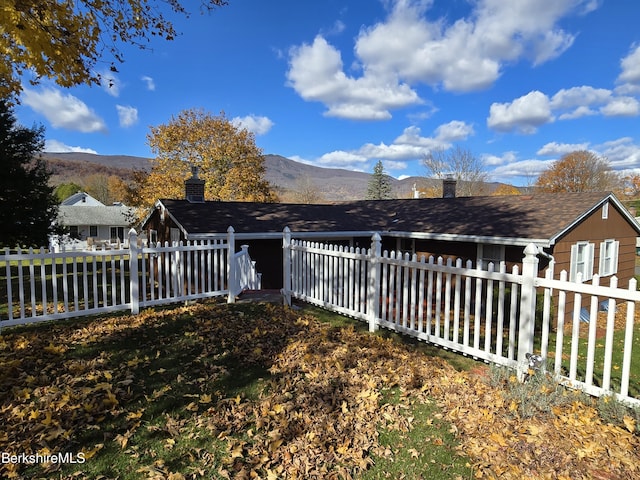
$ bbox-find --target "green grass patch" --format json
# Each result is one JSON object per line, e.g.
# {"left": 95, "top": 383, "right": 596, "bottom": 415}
{"left": 362, "top": 388, "right": 472, "bottom": 480}
{"left": 545, "top": 321, "right": 640, "bottom": 398}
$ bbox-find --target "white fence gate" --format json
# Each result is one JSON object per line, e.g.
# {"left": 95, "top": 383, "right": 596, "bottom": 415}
{"left": 0, "top": 227, "right": 261, "bottom": 329}
{"left": 282, "top": 228, "right": 640, "bottom": 406}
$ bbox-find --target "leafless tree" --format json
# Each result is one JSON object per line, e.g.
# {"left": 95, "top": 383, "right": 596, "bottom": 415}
{"left": 422, "top": 146, "right": 489, "bottom": 196}
{"left": 291, "top": 175, "right": 326, "bottom": 204}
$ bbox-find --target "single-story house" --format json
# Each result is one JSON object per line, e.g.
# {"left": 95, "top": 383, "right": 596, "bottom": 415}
{"left": 140, "top": 176, "right": 640, "bottom": 290}
{"left": 53, "top": 192, "right": 136, "bottom": 250}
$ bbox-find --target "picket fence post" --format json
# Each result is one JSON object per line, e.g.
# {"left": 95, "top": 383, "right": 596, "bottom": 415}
{"left": 227, "top": 226, "right": 236, "bottom": 304}
{"left": 282, "top": 227, "right": 292, "bottom": 306}
{"left": 129, "top": 229, "right": 140, "bottom": 315}
{"left": 367, "top": 232, "right": 382, "bottom": 332}
{"left": 517, "top": 243, "right": 539, "bottom": 380}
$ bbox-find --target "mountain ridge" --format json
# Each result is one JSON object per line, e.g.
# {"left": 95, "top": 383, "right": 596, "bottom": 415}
{"left": 41, "top": 152, "right": 499, "bottom": 201}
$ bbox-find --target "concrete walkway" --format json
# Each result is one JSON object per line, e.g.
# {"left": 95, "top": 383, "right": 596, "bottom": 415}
{"left": 236, "top": 289, "right": 284, "bottom": 304}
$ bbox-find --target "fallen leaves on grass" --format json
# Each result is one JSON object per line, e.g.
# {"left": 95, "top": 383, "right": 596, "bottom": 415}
{"left": 0, "top": 302, "right": 638, "bottom": 479}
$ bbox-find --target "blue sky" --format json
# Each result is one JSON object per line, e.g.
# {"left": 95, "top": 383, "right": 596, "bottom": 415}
{"left": 14, "top": 0, "right": 640, "bottom": 186}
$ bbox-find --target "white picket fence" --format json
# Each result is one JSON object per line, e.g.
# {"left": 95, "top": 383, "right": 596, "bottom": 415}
{"left": 0, "top": 228, "right": 261, "bottom": 329}
{"left": 3, "top": 224, "right": 639, "bottom": 405}
{"left": 282, "top": 229, "right": 640, "bottom": 406}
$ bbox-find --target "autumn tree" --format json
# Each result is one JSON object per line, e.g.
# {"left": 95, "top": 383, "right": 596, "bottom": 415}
{"left": 1, "top": 0, "right": 228, "bottom": 99}
{"left": 422, "top": 146, "right": 488, "bottom": 196}
{"left": 81, "top": 174, "right": 132, "bottom": 205}
{"left": 623, "top": 174, "right": 640, "bottom": 198}
{"left": 143, "top": 109, "right": 277, "bottom": 206}
{"left": 366, "top": 160, "right": 393, "bottom": 200}
{"left": 0, "top": 99, "right": 59, "bottom": 247}
{"left": 535, "top": 150, "right": 620, "bottom": 193}
{"left": 491, "top": 184, "right": 521, "bottom": 196}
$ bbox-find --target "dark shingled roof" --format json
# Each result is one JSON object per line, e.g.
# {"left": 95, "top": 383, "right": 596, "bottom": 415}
{"left": 154, "top": 191, "right": 638, "bottom": 244}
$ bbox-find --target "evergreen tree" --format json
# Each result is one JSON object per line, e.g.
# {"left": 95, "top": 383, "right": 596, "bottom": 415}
{"left": 0, "top": 100, "right": 59, "bottom": 247}
{"left": 366, "top": 160, "right": 393, "bottom": 200}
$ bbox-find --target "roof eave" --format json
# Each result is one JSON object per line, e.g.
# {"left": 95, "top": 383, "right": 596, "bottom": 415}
{"left": 187, "top": 229, "right": 552, "bottom": 247}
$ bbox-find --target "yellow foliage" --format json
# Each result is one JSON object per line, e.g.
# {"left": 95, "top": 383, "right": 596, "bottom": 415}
{"left": 0, "top": 1, "right": 228, "bottom": 99}
{"left": 142, "top": 109, "right": 277, "bottom": 206}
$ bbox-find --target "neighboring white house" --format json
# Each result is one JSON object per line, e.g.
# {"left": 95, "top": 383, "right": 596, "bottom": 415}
{"left": 52, "top": 192, "right": 136, "bottom": 250}
{"left": 61, "top": 191, "right": 106, "bottom": 207}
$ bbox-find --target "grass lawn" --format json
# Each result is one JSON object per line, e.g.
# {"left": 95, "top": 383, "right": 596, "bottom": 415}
{"left": 0, "top": 300, "right": 639, "bottom": 479}
{"left": 543, "top": 306, "right": 640, "bottom": 399}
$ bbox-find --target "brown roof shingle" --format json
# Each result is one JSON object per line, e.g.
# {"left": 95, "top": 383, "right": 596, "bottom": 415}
{"left": 155, "top": 191, "right": 635, "bottom": 244}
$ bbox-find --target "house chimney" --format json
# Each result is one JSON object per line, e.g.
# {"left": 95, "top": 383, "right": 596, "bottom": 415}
{"left": 442, "top": 174, "right": 456, "bottom": 198}
{"left": 185, "top": 165, "right": 205, "bottom": 203}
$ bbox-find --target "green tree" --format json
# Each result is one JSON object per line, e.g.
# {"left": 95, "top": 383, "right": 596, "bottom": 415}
{"left": 1, "top": 0, "right": 228, "bottom": 99}
{"left": 366, "top": 160, "right": 393, "bottom": 200}
{"left": 0, "top": 100, "right": 59, "bottom": 247}
{"left": 53, "top": 182, "right": 83, "bottom": 202}
{"left": 535, "top": 150, "right": 621, "bottom": 193}
{"left": 143, "top": 109, "right": 277, "bottom": 206}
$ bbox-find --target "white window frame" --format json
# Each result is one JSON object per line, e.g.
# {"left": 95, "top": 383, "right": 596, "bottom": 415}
{"left": 598, "top": 239, "right": 619, "bottom": 277}
{"left": 477, "top": 244, "right": 505, "bottom": 270}
{"left": 570, "top": 241, "right": 594, "bottom": 282}
{"left": 602, "top": 202, "right": 609, "bottom": 219}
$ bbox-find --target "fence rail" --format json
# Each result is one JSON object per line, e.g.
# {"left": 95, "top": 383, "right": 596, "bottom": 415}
{"left": 0, "top": 228, "right": 261, "bottom": 329}
{"left": 4, "top": 225, "right": 640, "bottom": 405}
{"left": 282, "top": 228, "right": 640, "bottom": 406}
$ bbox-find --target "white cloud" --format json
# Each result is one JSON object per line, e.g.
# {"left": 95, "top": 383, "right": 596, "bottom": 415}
{"left": 597, "top": 137, "right": 640, "bottom": 168}
{"left": 286, "top": 0, "right": 593, "bottom": 119}
{"left": 231, "top": 115, "right": 274, "bottom": 135}
{"left": 300, "top": 120, "right": 473, "bottom": 174}
{"left": 316, "top": 150, "right": 368, "bottom": 170}
{"left": 116, "top": 105, "right": 139, "bottom": 127}
{"left": 617, "top": 44, "right": 640, "bottom": 85}
{"left": 599, "top": 96, "right": 640, "bottom": 117}
{"left": 489, "top": 83, "right": 638, "bottom": 129}
{"left": 44, "top": 140, "right": 98, "bottom": 154}
{"left": 491, "top": 159, "right": 554, "bottom": 179}
{"left": 383, "top": 160, "right": 408, "bottom": 171}
{"left": 22, "top": 87, "right": 108, "bottom": 133}
{"left": 557, "top": 106, "right": 597, "bottom": 120}
{"left": 537, "top": 141, "right": 590, "bottom": 156}
{"left": 487, "top": 91, "right": 553, "bottom": 133}
{"left": 287, "top": 35, "right": 420, "bottom": 120}
{"left": 141, "top": 75, "right": 156, "bottom": 91}
{"left": 356, "top": 0, "right": 584, "bottom": 90}
{"left": 482, "top": 151, "right": 518, "bottom": 166}
{"left": 393, "top": 126, "right": 444, "bottom": 149}
{"left": 550, "top": 85, "right": 612, "bottom": 109}
{"left": 434, "top": 120, "right": 475, "bottom": 142}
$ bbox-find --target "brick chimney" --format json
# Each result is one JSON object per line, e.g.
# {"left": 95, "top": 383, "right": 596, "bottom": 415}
{"left": 185, "top": 165, "right": 205, "bottom": 203}
{"left": 442, "top": 174, "right": 456, "bottom": 198}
